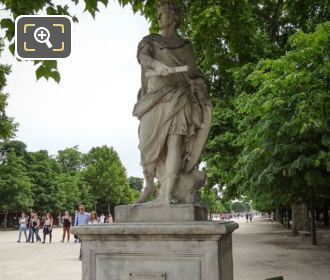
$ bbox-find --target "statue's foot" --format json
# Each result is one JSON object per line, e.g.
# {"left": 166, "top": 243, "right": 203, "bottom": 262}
{"left": 164, "top": 195, "right": 178, "bottom": 205}
{"left": 136, "top": 185, "right": 156, "bottom": 204}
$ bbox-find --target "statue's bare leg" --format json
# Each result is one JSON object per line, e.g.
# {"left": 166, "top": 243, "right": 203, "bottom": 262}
{"left": 137, "top": 163, "right": 157, "bottom": 203}
{"left": 165, "top": 134, "right": 182, "bottom": 204}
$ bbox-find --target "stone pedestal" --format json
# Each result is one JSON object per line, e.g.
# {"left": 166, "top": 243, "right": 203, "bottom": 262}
{"left": 71, "top": 220, "right": 238, "bottom": 280}
{"left": 115, "top": 204, "right": 208, "bottom": 222}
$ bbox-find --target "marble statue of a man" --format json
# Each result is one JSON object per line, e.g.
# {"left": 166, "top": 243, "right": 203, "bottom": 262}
{"left": 133, "top": 0, "right": 212, "bottom": 205}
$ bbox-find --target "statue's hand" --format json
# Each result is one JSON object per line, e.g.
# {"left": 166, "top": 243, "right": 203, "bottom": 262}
{"left": 152, "top": 60, "right": 172, "bottom": 76}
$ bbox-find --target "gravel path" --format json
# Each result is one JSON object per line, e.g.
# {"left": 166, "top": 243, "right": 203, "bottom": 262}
{"left": 233, "top": 217, "right": 330, "bottom": 280}
{"left": 1, "top": 218, "right": 329, "bottom": 280}
{"left": 0, "top": 228, "right": 81, "bottom": 280}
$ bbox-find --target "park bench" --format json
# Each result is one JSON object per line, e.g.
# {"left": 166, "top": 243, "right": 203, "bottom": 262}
{"left": 266, "top": 277, "right": 284, "bottom": 280}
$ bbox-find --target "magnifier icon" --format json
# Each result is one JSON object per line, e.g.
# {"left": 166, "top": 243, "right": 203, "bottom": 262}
{"left": 34, "top": 27, "right": 53, "bottom": 48}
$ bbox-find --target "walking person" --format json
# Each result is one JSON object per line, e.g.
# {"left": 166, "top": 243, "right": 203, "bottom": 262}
{"left": 17, "top": 213, "right": 28, "bottom": 242}
{"left": 34, "top": 213, "right": 42, "bottom": 242}
{"left": 42, "top": 213, "right": 53, "bottom": 243}
{"left": 26, "top": 211, "right": 34, "bottom": 242}
{"left": 74, "top": 204, "right": 90, "bottom": 260}
{"left": 31, "top": 213, "right": 41, "bottom": 243}
{"left": 245, "top": 213, "right": 249, "bottom": 223}
{"left": 61, "top": 211, "right": 72, "bottom": 242}
{"left": 249, "top": 212, "right": 253, "bottom": 223}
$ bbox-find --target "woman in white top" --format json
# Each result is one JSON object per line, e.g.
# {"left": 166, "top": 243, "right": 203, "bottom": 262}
{"left": 17, "top": 213, "right": 28, "bottom": 242}
{"left": 88, "top": 211, "right": 99, "bottom": 224}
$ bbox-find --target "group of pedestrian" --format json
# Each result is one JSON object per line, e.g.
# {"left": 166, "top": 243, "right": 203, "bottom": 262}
{"left": 17, "top": 204, "right": 113, "bottom": 247}
{"left": 17, "top": 211, "right": 53, "bottom": 243}
{"left": 245, "top": 212, "right": 253, "bottom": 223}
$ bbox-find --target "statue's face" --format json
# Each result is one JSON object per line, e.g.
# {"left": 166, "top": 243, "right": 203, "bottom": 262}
{"left": 157, "top": 4, "right": 175, "bottom": 30}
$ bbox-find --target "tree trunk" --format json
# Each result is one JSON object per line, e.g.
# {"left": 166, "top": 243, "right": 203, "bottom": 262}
{"left": 287, "top": 207, "right": 292, "bottom": 229}
{"left": 275, "top": 208, "right": 281, "bottom": 222}
{"left": 310, "top": 200, "right": 317, "bottom": 245}
{"left": 291, "top": 204, "right": 299, "bottom": 236}
{"left": 292, "top": 203, "right": 311, "bottom": 236}
{"left": 107, "top": 203, "right": 111, "bottom": 216}
{"left": 323, "top": 201, "right": 329, "bottom": 226}
{"left": 270, "top": 0, "right": 284, "bottom": 42}
{"left": 4, "top": 212, "right": 8, "bottom": 230}
{"left": 94, "top": 201, "right": 97, "bottom": 212}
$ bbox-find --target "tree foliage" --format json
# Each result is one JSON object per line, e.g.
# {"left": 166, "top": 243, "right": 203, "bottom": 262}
{"left": 233, "top": 22, "right": 330, "bottom": 209}
{"left": 0, "top": 143, "right": 33, "bottom": 215}
{"left": 0, "top": 38, "right": 16, "bottom": 140}
{"left": 0, "top": 141, "right": 136, "bottom": 221}
{"left": 128, "top": 176, "right": 143, "bottom": 192}
{"left": 0, "top": 0, "right": 329, "bottom": 218}
{"left": 83, "top": 145, "right": 135, "bottom": 210}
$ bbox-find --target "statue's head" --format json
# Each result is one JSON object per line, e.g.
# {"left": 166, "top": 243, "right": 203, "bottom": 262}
{"left": 156, "top": 0, "right": 181, "bottom": 30}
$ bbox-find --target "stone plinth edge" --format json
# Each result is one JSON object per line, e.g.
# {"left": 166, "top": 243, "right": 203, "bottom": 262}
{"left": 71, "top": 221, "right": 239, "bottom": 240}
{"left": 115, "top": 203, "right": 208, "bottom": 222}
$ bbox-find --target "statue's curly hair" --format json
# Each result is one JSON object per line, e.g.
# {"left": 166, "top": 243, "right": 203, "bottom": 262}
{"left": 156, "top": 0, "right": 181, "bottom": 29}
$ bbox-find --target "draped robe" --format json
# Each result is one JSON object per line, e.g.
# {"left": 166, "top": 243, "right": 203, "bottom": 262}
{"left": 133, "top": 34, "right": 211, "bottom": 179}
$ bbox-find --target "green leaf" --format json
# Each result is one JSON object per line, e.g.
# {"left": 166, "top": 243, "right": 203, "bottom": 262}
{"left": 9, "top": 43, "right": 15, "bottom": 56}
{"left": 49, "top": 71, "right": 61, "bottom": 83}
{"left": 36, "top": 66, "right": 49, "bottom": 81}
{"left": 43, "top": 60, "right": 57, "bottom": 70}
{"left": 0, "top": 18, "right": 14, "bottom": 29}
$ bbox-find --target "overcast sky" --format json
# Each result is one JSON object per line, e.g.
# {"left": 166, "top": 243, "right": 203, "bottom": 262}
{"left": 0, "top": 0, "right": 150, "bottom": 177}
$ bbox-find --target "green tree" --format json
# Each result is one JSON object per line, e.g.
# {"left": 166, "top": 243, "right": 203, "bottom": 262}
{"left": 83, "top": 145, "right": 134, "bottom": 215}
{"left": 55, "top": 146, "right": 93, "bottom": 213}
{"left": 128, "top": 176, "right": 143, "bottom": 192}
{"left": 0, "top": 38, "right": 16, "bottom": 140}
{"left": 25, "top": 150, "right": 61, "bottom": 214}
{"left": 0, "top": 143, "right": 33, "bottom": 229}
{"left": 234, "top": 22, "right": 330, "bottom": 244}
{"left": 57, "top": 146, "right": 84, "bottom": 174}
{"left": 231, "top": 201, "right": 251, "bottom": 213}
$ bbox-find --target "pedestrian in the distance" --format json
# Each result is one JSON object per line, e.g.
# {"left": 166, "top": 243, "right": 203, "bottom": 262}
{"left": 245, "top": 213, "right": 249, "bottom": 223}
{"left": 32, "top": 213, "right": 41, "bottom": 243}
{"left": 249, "top": 213, "right": 253, "bottom": 223}
{"left": 42, "top": 213, "right": 53, "bottom": 243}
{"left": 33, "top": 212, "right": 41, "bottom": 242}
{"left": 17, "top": 213, "right": 28, "bottom": 242}
{"left": 61, "top": 211, "right": 72, "bottom": 242}
{"left": 26, "top": 211, "right": 34, "bottom": 242}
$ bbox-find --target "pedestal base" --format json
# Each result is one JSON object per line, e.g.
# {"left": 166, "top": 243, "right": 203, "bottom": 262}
{"left": 115, "top": 204, "right": 208, "bottom": 222}
{"left": 71, "top": 221, "right": 238, "bottom": 280}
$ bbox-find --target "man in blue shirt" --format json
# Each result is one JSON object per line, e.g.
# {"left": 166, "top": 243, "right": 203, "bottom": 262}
{"left": 74, "top": 204, "right": 90, "bottom": 260}
{"left": 74, "top": 204, "right": 90, "bottom": 227}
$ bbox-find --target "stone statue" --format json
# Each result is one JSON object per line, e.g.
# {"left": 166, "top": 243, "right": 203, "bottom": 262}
{"left": 133, "top": 0, "right": 212, "bottom": 205}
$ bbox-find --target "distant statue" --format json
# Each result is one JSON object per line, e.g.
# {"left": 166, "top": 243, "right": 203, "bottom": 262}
{"left": 133, "top": 0, "right": 212, "bottom": 205}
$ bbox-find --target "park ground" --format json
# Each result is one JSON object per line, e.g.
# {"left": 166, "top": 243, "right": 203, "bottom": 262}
{"left": 0, "top": 217, "right": 329, "bottom": 280}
